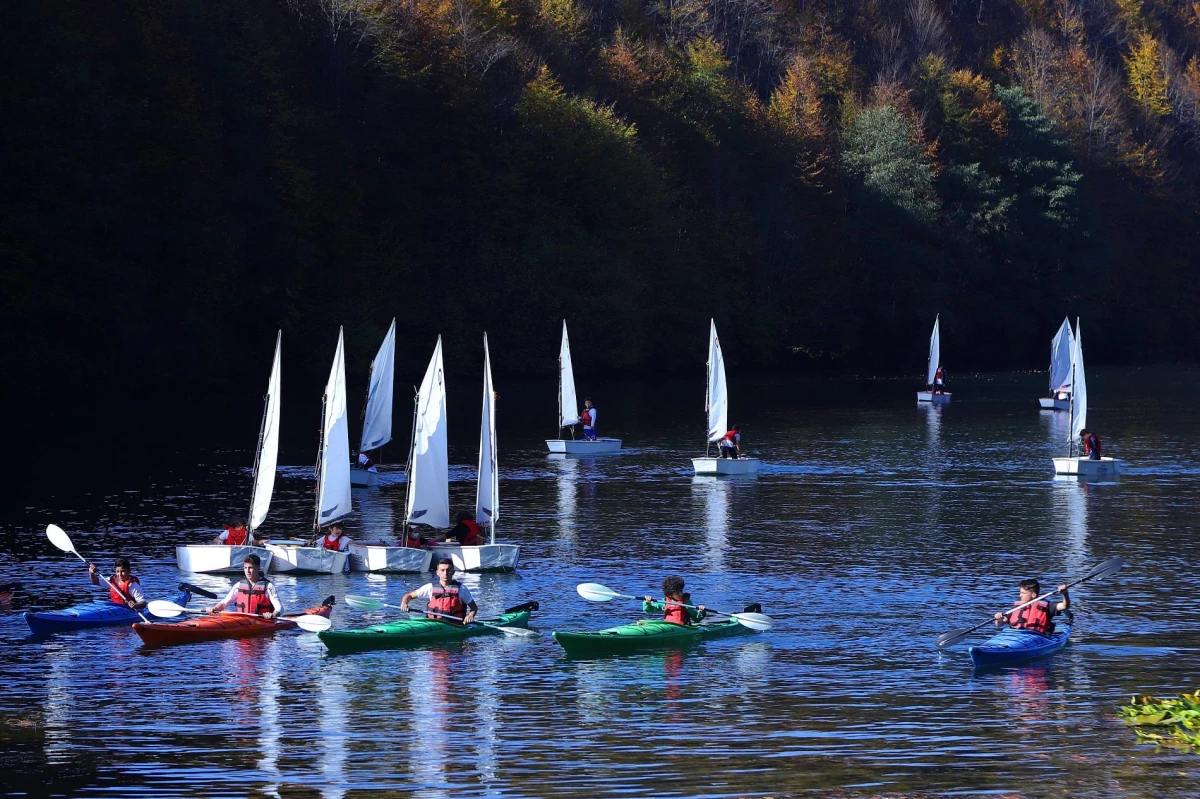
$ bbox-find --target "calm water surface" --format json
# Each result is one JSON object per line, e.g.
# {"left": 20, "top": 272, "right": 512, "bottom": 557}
{"left": 1, "top": 368, "right": 1197, "bottom": 798}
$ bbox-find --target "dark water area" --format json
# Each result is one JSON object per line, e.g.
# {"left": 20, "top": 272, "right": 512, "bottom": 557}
{"left": 1, "top": 367, "right": 1197, "bottom": 797}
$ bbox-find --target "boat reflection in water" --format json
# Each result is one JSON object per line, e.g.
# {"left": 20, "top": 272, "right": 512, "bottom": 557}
{"left": 551, "top": 455, "right": 579, "bottom": 558}
{"left": 691, "top": 476, "right": 731, "bottom": 572}
{"left": 318, "top": 668, "right": 348, "bottom": 799}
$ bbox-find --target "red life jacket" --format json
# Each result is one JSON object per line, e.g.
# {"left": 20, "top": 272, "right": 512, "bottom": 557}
{"left": 321, "top": 532, "right": 344, "bottom": 551}
{"left": 224, "top": 526, "right": 249, "bottom": 546}
{"left": 1008, "top": 600, "right": 1054, "bottom": 635}
{"left": 427, "top": 581, "right": 467, "bottom": 620}
{"left": 581, "top": 409, "right": 593, "bottom": 426}
{"left": 934, "top": 368, "right": 945, "bottom": 383}
{"left": 109, "top": 575, "right": 139, "bottom": 605}
{"left": 230, "top": 578, "right": 274, "bottom": 615}
{"left": 460, "top": 519, "right": 483, "bottom": 547}
{"left": 663, "top": 598, "right": 691, "bottom": 626}
{"left": 1085, "top": 433, "right": 1102, "bottom": 456}
{"left": 401, "top": 532, "right": 424, "bottom": 548}
{"left": 721, "top": 430, "right": 738, "bottom": 445}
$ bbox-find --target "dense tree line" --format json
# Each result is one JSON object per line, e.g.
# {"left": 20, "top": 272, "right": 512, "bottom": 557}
{"left": 3, "top": 0, "right": 1198, "bottom": 409}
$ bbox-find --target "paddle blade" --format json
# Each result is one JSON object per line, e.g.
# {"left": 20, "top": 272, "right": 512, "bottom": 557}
{"left": 730, "top": 612, "right": 773, "bottom": 632}
{"left": 493, "top": 625, "right": 541, "bottom": 638}
{"left": 148, "top": 600, "right": 187, "bottom": 618}
{"left": 1083, "top": 556, "right": 1124, "bottom": 582}
{"left": 179, "top": 582, "right": 219, "bottom": 600}
{"left": 935, "top": 628, "right": 974, "bottom": 649}
{"left": 295, "top": 615, "right": 332, "bottom": 632}
{"left": 576, "top": 583, "right": 623, "bottom": 602}
{"left": 46, "top": 524, "right": 76, "bottom": 554}
{"left": 344, "top": 595, "right": 385, "bottom": 611}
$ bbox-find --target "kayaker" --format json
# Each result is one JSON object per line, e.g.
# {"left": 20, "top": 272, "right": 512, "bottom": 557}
{"left": 309, "top": 520, "right": 352, "bottom": 552}
{"left": 207, "top": 554, "right": 281, "bottom": 619}
{"left": 993, "top": 579, "right": 1069, "bottom": 635}
{"left": 447, "top": 512, "right": 483, "bottom": 547}
{"left": 88, "top": 558, "right": 147, "bottom": 610}
{"left": 643, "top": 576, "right": 706, "bottom": 626}
{"left": 399, "top": 558, "right": 478, "bottom": 624}
{"left": 212, "top": 516, "right": 259, "bottom": 547}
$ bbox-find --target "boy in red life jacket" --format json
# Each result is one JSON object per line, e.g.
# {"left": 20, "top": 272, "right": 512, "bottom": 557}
{"left": 212, "top": 516, "right": 259, "bottom": 547}
{"left": 718, "top": 425, "right": 742, "bottom": 459}
{"left": 1079, "top": 429, "right": 1102, "bottom": 460}
{"left": 932, "top": 365, "right": 946, "bottom": 394}
{"left": 580, "top": 398, "right": 598, "bottom": 441}
{"left": 208, "top": 554, "right": 281, "bottom": 619}
{"left": 994, "top": 579, "right": 1070, "bottom": 636}
{"left": 308, "top": 520, "right": 352, "bottom": 552}
{"left": 643, "top": 576, "right": 707, "bottom": 626}
{"left": 88, "top": 557, "right": 147, "bottom": 610}
{"left": 399, "top": 558, "right": 478, "bottom": 624}
{"left": 447, "top": 511, "right": 484, "bottom": 547}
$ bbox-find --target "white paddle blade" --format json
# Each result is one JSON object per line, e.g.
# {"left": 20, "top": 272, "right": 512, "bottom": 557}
{"left": 494, "top": 625, "right": 540, "bottom": 638}
{"left": 147, "top": 600, "right": 187, "bottom": 618}
{"left": 344, "top": 595, "right": 385, "bottom": 611}
{"left": 46, "top": 524, "right": 76, "bottom": 554}
{"left": 576, "top": 582, "right": 621, "bottom": 602}
{"left": 295, "top": 615, "right": 332, "bottom": 632}
{"left": 731, "top": 612, "right": 773, "bottom": 632}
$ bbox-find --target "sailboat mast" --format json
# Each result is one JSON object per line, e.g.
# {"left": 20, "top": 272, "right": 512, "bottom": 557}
{"left": 312, "top": 392, "right": 328, "bottom": 533}
{"left": 1067, "top": 316, "right": 1078, "bottom": 457}
{"left": 356, "top": 362, "right": 373, "bottom": 457}
{"left": 402, "top": 386, "right": 419, "bottom": 536}
{"left": 703, "top": 353, "right": 712, "bottom": 457}
{"left": 247, "top": 387, "right": 271, "bottom": 531}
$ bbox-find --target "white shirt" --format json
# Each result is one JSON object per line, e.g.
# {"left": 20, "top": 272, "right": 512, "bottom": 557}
{"left": 357, "top": 452, "right": 378, "bottom": 472}
{"left": 583, "top": 406, "right": 596, "bottom": 428}
{"left": 218, "top": 580, "right": 283, "bottom": 614}
{"left": 410, "top": 581, "right": 475, "bottom": 606}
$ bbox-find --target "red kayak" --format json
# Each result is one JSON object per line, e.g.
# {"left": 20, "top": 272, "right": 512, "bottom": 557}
{"left": 132, "top": 602, "right": 333, "bottom": 646}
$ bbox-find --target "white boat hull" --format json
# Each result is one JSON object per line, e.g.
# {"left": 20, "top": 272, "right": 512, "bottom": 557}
{"left": 263, "top": 541, "right": 348, "bottom": 574}
{"left": 175, "top": 544, "right": 275, "bottom": 574}
{"left": 692, "top": 457, "right": 759, "bottom": 476}
{"left": 1052, "top": 456, "right": 1122, "bottom": 479}
{"left": 545, "top": 438, "right": 622, "bottom": 454}
{"left": 347, "top": 543, "right": 432, "bottom": 573}
{"left": 428, "top": 543, "right": 520, "bottom": 573}
{"left": 1039, "top": 397, "right": 1071, "bottom": 411}
{"left": 350, "top": 467, "right": 380, "bottom": 487}
{"left": 917, "top": 391, "right": 951, "bottom": 404}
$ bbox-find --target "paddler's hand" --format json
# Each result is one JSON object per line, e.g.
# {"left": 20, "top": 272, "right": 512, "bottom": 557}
{"left": 644, "top": 595, "right": 653, "bottom": 602}
{"left": 994, "top": 612, "right": 1005, "bottom": 624}
{"left": 400, "top": 602, "right": 409, "bottom": 612}
{"left": 464, "top": 610, "right": 476, "bottom": 624}
{"left": 1057, "top": 584, "right": 1068, "bottom": 593}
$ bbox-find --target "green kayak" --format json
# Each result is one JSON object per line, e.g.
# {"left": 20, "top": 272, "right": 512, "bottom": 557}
{"left": 317, "top": 610, "right": 531, "bottom": 654}
{"left": 553, "top": 618, "right": 754, "bottom": 657}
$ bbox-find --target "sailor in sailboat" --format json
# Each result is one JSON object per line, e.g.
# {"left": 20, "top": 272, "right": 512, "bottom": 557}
{"left": 212, "top": 516, "right": 260, "bottom": 547}
{"left": 718, "top": 425, "right": 743, "bottom": 459}
{"left": 309, "top": 520, "right": 353, "bottom": 554}
{"left": 1079, "top": 429, "right": 1102, "bottom": 460}
{"left": 931, "top": 365, "right": 946, "bottom": 394}
{"left": 580, "top": 398, "right": 598, "bottom": 441}
{"left": 356, "top": 450, "right": 378, "bottom": 472}
{"left": 447, "top": 511, "right": 484, "bottom": 546}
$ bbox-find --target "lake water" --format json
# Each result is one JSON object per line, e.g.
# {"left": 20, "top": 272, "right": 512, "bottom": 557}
{"left": 1, "top": 368, "right": 1197, "bottom": 798}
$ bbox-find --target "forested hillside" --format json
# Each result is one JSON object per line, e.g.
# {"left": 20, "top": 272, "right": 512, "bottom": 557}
{"left": 3, "top": 0, "right": 1198, "bottom": 396}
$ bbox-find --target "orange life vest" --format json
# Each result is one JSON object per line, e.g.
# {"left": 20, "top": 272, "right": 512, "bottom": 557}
{"left": 459, "top": 519, "right": 483, "bottom": 547}
{"left": 1085, "top": 433, "right": 1102, "bottom": 457}
{"left": 427, "top": 581, "right": 466, "bottom": 620}
{"left": 230, "top": 578, "right": 274, "bottom": 615}
{"left": 581, "top": 409, "right": 593, "bottom": 426}
{"left": 934, "top": 367, "right": 945, "bottom": 383}
{"left": 109, "top": 575, "right": 139, "bottom": 605}
{"left": 1008, "top": 600, "right": 1054, "bottom": 635}
{"left": 321, "top": 532, "right": 344, "bottom": 551}
{"left": 401, "top": 532, "right": 424, "bottom": 549}
{"left": 663, "top": 598, "right": 691, "bottom": 626}
{"left": 224, "top": 526, "right": 249, "bottom": 546}
{"left": 721, "top": 430, "right": 738, "bottom": 445}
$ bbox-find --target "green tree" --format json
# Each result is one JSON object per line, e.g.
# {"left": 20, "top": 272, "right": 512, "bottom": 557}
{"left": 842, "top": 106, "right": 939, "bottom": 224}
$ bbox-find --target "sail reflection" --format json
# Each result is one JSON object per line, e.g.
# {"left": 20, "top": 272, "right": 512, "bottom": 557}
{"left": 691, "top": 477, "right": 730, "bottom": 571}
{"left": 407, "top": 648, "right": 453, "bottom": 798}
{"left": 319, "top": 668, "right": 348, "bottom": 799}
{"left": 553, "top": 457, "right": 579, "bottom": 555}
{"left": 42, "top": 642, "right": 74, "bottom": 762}
{"left": 919, "top": 405, "right": 944, "bottom": 530}
{"left": 1062, "top": 479, "right": 1089, "bottom": 571}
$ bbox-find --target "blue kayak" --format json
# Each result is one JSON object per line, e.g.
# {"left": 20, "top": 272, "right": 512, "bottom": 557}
{"left": 24, "top": 587, "right": 192, "bottom": 636}
{"left": 969, "top": 621, "right": 1071, "bottom": 668}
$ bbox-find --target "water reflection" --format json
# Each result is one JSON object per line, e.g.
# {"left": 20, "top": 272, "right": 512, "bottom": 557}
{"left": 409, "top": 648, "right": 453, "bottom": 797}
{"left": 691, "top": 477, "right": 730, "bottom": 572}
{"left": 552, "top": 457, "right": 578, "bottom": 556}
{"left": 1061, "top": 480, "right": 1089, "bottom": 571}
{"left": 255, "top": 640, "right": 282, "bottom": 798}
{"left": 319, "top": 668, "right": 348, "bottom": 799}
{"left": 919, "top": 404, "right": 944, "bottom": 532}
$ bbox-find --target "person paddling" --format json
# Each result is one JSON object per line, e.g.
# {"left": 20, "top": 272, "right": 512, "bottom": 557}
{"left": 207, "top": 554, "right": 281, "bottom": 619}
{"left": 212, "top": 516, "right": 259, "bottom": 547}
{"left": 994, "top": 579, "right": 1070, "bottom": 635}
{"left": 400, "top": 558, "right": 478, "bottom": 624}
{"left": 88, "top": 558, "right": 147, "bottom": 611}
{"left": 644, "top": 576, "right": 707, "bottom": 626}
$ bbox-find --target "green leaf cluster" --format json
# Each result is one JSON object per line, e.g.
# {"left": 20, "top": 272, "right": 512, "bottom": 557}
{"left": 1120, "top": 692, "right": 1200, "bottom": 753}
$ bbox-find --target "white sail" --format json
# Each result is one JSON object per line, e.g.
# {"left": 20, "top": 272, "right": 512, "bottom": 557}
{"left": 248, "top": 331, "right": 282, "bottom": 532}
{"left": 705, "top": 319, "right": 729, "bottom": 443}
{"left": 1070, "top": 319, "right": 1088, "bottom": 444}
{"left": 359, "top": 318, "right": 396, "bottom": 453}
{"left": 558, "top": 321, "right": 580, "bottom": 427}
{"left": 316, "top": 328, "right": 352, "bottom": 526}
{"left": 1049, "top": 316, "right": 1074, "bottom": 395}
{"left": 406, "top": 337, "right": 450, "bottom": 529}
{"left": 926, "top": 315, "right": 941, "bottom": 386}
{"left": 476, "top": 333, "right": 498, "bottom": 544}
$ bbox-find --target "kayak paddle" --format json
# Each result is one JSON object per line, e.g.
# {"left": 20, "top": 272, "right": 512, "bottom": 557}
{"left": 576, "top": 582, "right": 774, "bottom": 632}
{"left": 343, "top": 594, "right": 540, "bottom": 638}
{"left": 46, "top": 524, "right": 152, "bottom": 623}
{"left": 935, "top": 555, "right": 1125, "bottom": 648}
{"left": 146, "top": 599, "right": 332, "bottom": 631}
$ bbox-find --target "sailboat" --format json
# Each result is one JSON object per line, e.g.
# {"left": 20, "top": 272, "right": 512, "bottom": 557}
{"left": 265, "top": 328, "right": 352, "bottom": 573}
{"left": 1039, "top": 317, "right": 1074, "bottom": 411}
{"left": 430, "top": 334, "right": 520, "bottom": 572}
{"left": 1052, "top": 319, "right": 1121, "bottom": 478}
{"left": 916, "top": 315, "right": 950, "bottom": 403}
{"left": 545, "top": 321, "right": 622, "bottom": 454}
{"left": 692, "top": 320, "right": 758, "bottom": 476}
{"left": 176, "top": 333, "right": 279, "bottom": 573}
{"left": 347, "top": 336, "right": 440, "bottom": 573}
{"left": 351, "top": 319, "right": 396, "bottom": 487}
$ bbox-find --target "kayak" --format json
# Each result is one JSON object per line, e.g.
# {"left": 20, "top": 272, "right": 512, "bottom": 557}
{"left": 24, "top": 587, "right": 192, "bottom": 636}
{"left": 968, "top": 621, "right": 1072, "bottom": 668}
{"left": 132, "top": 602, "right": 333, "bottom": 646}
{"left": 553, "top": 618, "right": 755, "bottom": 657}
{"left": 318, "top": 610, "right": 532, "bottom": 655}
